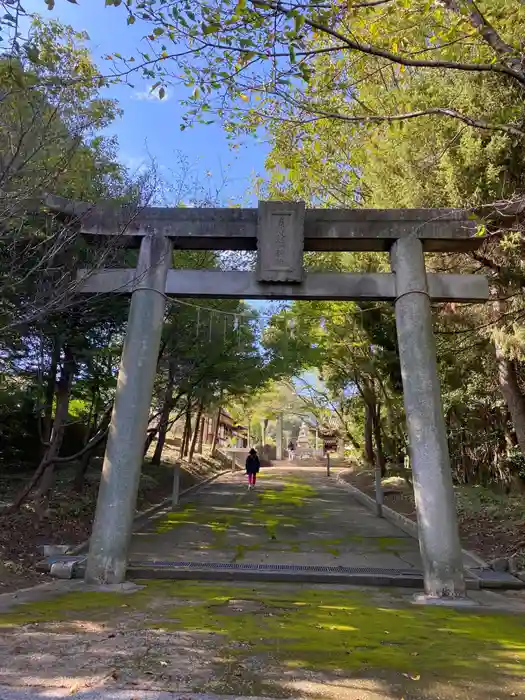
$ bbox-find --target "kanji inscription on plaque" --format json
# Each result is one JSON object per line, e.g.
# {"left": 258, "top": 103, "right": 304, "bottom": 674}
{"left": 256, "top": 201, "right": 305, "bottom": 283}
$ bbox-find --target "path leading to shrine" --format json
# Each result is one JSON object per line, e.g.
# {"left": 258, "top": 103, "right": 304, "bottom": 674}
{"left": 128, "top": 465, "right": 476, "bottom": 582}
{"left": 129, "top": 465, "right": 423, "bottom": 576}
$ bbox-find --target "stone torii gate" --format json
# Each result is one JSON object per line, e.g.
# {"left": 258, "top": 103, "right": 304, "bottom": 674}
{"left": 46, "top": 196, "right": 489, "bottom": 600}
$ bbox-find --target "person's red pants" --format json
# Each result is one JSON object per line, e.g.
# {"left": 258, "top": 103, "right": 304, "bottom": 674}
{"left": 247, "top": 473, "right": 257, "bottom": 485}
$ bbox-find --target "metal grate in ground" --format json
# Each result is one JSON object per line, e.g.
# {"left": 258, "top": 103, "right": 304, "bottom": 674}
{"left": 130, "top": 560, "right": 423, "bottom": 576}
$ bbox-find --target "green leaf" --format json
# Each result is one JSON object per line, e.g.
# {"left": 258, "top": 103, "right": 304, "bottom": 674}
{"left": 45, "top": 0, "right": 55, "bottom": 9}
{"left": 127, "top": 15, "right": 136, "bottom": 24}
{"left": 159, "top": 87, "right": 166, "bottom": 100}
{"left": 294, "top": 14, "right": 305, "bottom": 33}
{"left": 153, "top": 27, "right": 164, "bottom": 36}
{"left": 25, "top": 45, "right": 40, "bottom": 64}
{"left": 203, "top": 22, "right": 221, "bottom": 35}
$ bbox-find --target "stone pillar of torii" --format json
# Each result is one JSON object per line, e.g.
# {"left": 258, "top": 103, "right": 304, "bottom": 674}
{"left": 46, "top": 195, "right": 489, "bottom": 601}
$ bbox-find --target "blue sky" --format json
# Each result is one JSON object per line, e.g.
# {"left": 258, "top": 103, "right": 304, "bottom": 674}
{"left": 26, "top": 0, "right": 269, "bottom": 204}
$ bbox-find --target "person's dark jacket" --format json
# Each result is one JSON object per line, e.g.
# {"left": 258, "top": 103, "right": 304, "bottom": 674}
{"left": 245, "top": 453, "right": 260, "bottom": 474}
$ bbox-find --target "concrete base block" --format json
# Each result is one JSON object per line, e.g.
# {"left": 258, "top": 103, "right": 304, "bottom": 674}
{"left": 50, "top": 560, "right": 83, "bottom": 580}
{"left": 40, "top": 545, "right": 72, "bottom": 556}
{"left": 412, "top": 593, "right": 478, "bottom": 608}
{"left": 83, "top": 581, "right": 145, "bottom": 593}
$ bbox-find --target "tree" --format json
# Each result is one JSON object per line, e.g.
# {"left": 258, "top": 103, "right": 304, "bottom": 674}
{"left": 145, "top": 293, "right": 277, "bottom": 464}
{"left": 42, "top": 0, "right": 525, "bottom": 140}
{"left": 264, "top": 296, "right": 404, "bottom": 471}
{"left": 255, "top": 1, "right": 525, "bottom": 489}
{"left": 0, "top": 17, "right": 126, "bottom": 333}
{"left": 0, "top": 18, "right": 134, "bottom": 511}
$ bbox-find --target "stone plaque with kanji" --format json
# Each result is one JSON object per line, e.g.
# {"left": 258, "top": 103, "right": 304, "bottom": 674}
{"left": 256, "top": 201, "right": 305, "bottom": 283}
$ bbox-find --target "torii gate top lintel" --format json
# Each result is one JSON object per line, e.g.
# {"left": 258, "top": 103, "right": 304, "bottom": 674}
{"left": 45, "top": 194, "right": 482, "bottom": 253}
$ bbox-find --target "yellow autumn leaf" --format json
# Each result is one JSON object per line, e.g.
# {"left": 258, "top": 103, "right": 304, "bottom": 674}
{"left": 240, "top": 94, "right": 249, "bottom": 102}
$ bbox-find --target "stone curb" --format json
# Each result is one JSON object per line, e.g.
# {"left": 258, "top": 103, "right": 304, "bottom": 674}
{"left": 335, "top": 470, "right": 490, "bottom": 572}
{"left": 68, "top": 467, "right": 238, "bottom": 557}
{"left": 0, "top": 688, "right": 276, "bottom": 700}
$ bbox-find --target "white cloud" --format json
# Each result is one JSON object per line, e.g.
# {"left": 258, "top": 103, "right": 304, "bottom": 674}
{"left": 131, "top": 86, "right": 171, "bottom": 102}
{"left": 120, "top": 154, "right": 149, "bottom": 174}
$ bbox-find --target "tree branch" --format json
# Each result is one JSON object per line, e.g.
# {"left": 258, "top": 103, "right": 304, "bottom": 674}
{"left": 439, "top": 0, "right": 523, "bottom": 73}
{"left": 253, "top": 0, "right": 525, "bottom": 87}
{"left": 251, "top": 102, "right": 525, "bottom": 137}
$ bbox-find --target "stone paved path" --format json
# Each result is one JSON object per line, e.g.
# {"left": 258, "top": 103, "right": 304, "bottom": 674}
{"left": 129, "top": 466, "right": 424, "bottom": 571}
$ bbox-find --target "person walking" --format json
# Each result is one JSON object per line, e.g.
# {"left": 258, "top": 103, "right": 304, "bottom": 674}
{"left": 288, "top": 440, "right": 295, "bottom": 461}
{"left": 245, "top": 448, "right": 260, "bottom": 489}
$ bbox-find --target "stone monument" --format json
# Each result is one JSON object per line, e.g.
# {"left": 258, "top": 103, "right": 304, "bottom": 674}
{"left": 296, "top": 421, "right": 312, "bottom": 459}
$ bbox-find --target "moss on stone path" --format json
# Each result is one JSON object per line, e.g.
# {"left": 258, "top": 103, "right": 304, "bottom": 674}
{"left": 154, "top": 476, "right": 313, "bottom": 544}
{"left": 152, "top": 475, "right": 415, "bottom": 562}
{"left": 0, "top": 580, "right": 524, "bottom": 697}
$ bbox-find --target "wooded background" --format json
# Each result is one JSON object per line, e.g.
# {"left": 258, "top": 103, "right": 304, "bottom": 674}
{"left": 1, "top": 1, "right": 525, "bottom": 577}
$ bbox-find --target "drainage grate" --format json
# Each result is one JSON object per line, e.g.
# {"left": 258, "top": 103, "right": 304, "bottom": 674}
{"left": 130, "top": 560, "right": 423, "bottom": 577}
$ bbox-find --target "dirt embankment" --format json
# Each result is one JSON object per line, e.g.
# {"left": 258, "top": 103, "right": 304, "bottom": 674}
{"left": 0, "top": 446, "right": 226, "bottom": 593}
{"left": 340, "top": 464, "right": 525, "bottom": 567}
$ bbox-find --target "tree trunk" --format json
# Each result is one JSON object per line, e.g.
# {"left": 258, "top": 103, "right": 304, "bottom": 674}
{"left": 41, "top": 336, "right": 61, "bottom": 452}
{"left": 189, "top": 399, "right": 204, "bottom": 463}
{"left": 495, "top": 340, "right": 525, "bottom": 456}
{"left": 179, "top": 402, "right": 192, "bottom": 459}
{"left": 261, "top": 418, "right": 268, "bottom": 446}
{"left": 72, "top": 388, "right": 98, "bottom": 491}
{"left": 11, "top": 346, "right": 76, "bottom": 512}
{"left": 73, "top": 404, "right": 112, "bottom": 492}
{"left": 505, "top": 410, "right": 517, "bottom": 450}
{"left": 179, "top": 416, "right": 189, "bottom": 459}
{"left": 364, "top": 402, "right": 375, "bottom": 467}
{"left": 183, "top": 402, "right": 193, "bottom": 458}
{"left": 247, "top": 415, "right": 252, "bottom": 448}
{"left": 73, "top": 442, "right": 95, "bottom": 493}
{"left": 197, "top": 415, "right": 205, "bottom": 453}
{"left": 35, "top": 346, "right": 76, "bottom": 506}
{"left": 372, "top": 402, "right": 386, "bottom": 478}
{"left": 211, "top": 406, "right": 222, "bottom": 456}
{"left": 151, "top": 369, "right": 176, "bottom": 465}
